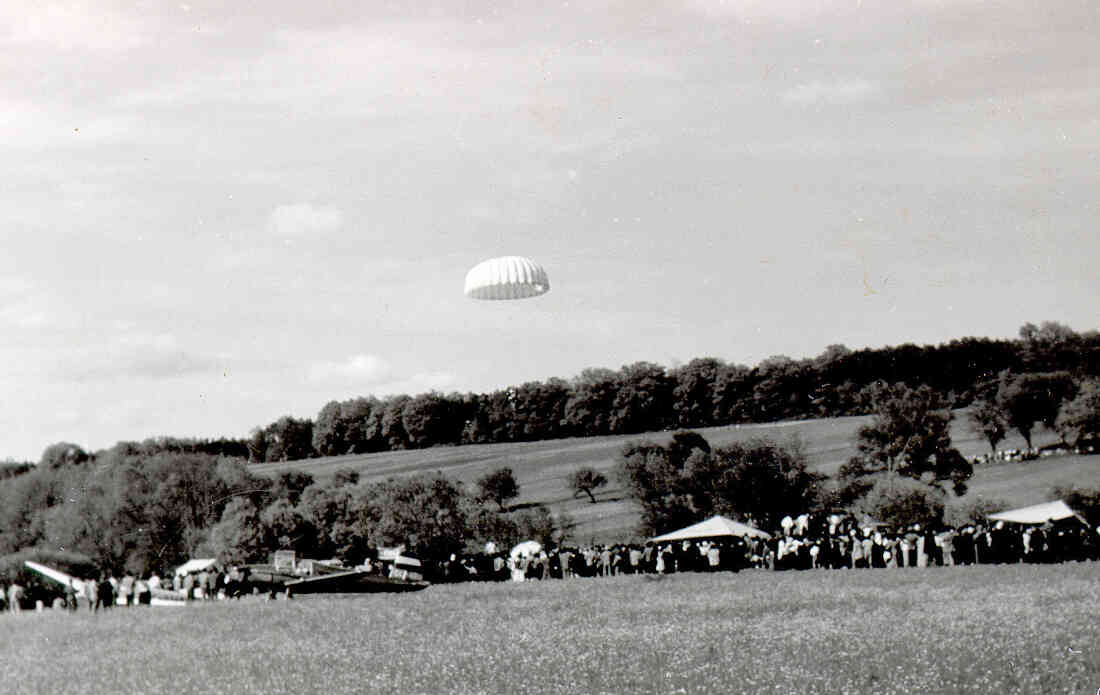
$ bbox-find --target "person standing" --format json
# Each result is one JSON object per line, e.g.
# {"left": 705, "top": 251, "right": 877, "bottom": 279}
{"left": 7, "top": 583, "right": 23, "bottom": 613}
{"left": 65, "top": 580, "right": 78, "bottom": 611}
{"left": 84, "top": 576, "right": 98, "bottom": 612}
{"left": 707, "top": 543, "right": 721, "bottom": 571}
{"left": 850, "top": 531, "right": 865, "bottom": 569}
{"left": 133, "top": 577, "right": 150, "bottom": 606}
{"left": 117, "top": 574, "right": 133, "bottom": 607}
{"left": 95, "top": 575, "right": 114, "bottom": 611}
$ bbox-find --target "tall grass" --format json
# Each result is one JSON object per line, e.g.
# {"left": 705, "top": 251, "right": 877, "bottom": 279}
{"left": 2, "top": 564, "right": 1097, "bottom": 694}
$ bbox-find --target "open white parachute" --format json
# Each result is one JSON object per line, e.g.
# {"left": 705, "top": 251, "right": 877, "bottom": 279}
{"left": 509, "top": 540, "right": 543, "bottom": 561}
{"left": 464, "top": 256, "right": 550, "bottom": 300}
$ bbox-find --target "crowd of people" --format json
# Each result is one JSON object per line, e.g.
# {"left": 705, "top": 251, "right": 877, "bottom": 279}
{"left": 5, "top": 510, "right": 1099, "bottom": 610}
{"left": 439, "top": 512, "right": 1100, "bottom": 583}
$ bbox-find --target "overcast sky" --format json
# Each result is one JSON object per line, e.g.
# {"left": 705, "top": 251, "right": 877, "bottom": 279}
{"left": 2, "top": 0, "right": 1097, "bottom": 460}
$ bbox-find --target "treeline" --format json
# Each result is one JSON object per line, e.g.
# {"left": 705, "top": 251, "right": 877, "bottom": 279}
{"left": 2, "top": 322, "right": 1092, "bottom": 473}
{"left": 1, "top": 322, "right": 1090, "bottom": 472}
{"left": 0, "top": 448, "right": 568, "bottom": 586}
{"left": 250, "top": 321, "right": 1098, "bottom": 462}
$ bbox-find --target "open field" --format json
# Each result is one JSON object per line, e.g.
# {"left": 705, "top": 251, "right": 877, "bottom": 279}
{"left": 254, "top": 413, "right": 1100, "bottom": 542}
{"left": 3, "top": 564, "right": 1098, "bottom": 694}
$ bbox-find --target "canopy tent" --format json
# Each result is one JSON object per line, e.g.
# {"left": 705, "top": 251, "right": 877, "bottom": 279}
{"left": 987, "top": 500, "right": 1084, "bottom": 525}
{"left": 174, "top": 558, "right": 217, "bottom": 576}
{"left": 650, "top": 515, "right": 771, "bottom": 543}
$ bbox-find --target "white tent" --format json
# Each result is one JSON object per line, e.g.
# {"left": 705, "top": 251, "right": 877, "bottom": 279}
{"left": 987, "top": 500, "right": 1083, "bottom": 525}
{"left": 650, "top": 515, "right": 771, "bottom": 543}
{"left": 174, "top": 558, "right": 217, "bottom": 576}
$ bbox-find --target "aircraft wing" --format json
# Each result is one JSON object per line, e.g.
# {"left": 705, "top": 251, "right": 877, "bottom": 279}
{"left": 284, "top": 569, "right": 428, "bottom": 594}
{"left": 24, "top": 560, "right": 85, "bottom": 594}
{"left": 283, "top": 569, "right": 370, "bottom": 592}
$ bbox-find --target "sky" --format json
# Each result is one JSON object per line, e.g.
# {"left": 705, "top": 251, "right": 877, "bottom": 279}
{"left": 2, "top": 0, "right": 1097, "bottom": 461}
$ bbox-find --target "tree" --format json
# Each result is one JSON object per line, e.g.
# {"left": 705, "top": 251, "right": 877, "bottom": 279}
{"left": 851, "top": 475, "right": 945, "bottom": 528}
{"left": 351, "top": 473, "right": 475, "bottom": 567}
{"left": 39, "top": 442, "right": 89, "bottom": 469}
{"left": 208, "top": 497, "right": 268, "bottom": 565}
{"left": 297, "top": 482, "right": 361, "bottom": 561}
{"left": 968, "top": 399, "right": 1008, "bottom": 455}
{"left": 476, "top": 467, "right": 519, "bottom": 510}
{"left": 511, "top": 504, "right": 557, "bottom": 547}
{"left": 616, "top": 434, "right": 820, "bottom": 536}
{"left": 610, "top": 362, "right": 674, "bottom": 434}
{"left": 260, "top": 498, "right": 314, "bottom": 554}
{"left": 247, "top": 428, "right": 268, "bottom": 463}
{"left": 670, "top": 358, "right": 724, "bottom": 428}
{"left": 1055, "top": 380, "right": 1100, "bottom": 447}
{"left": 1018, "top": 321, "right": 1082, "bottom": 372}
{"left": 270, "top": 471, "right": 315, "bottom": 506}
{"left": 376, "top": 395, "right": 412, "bottom": 450}
{"left": 666, "top": 431, "right": 711, "bottom": 469}
{"left": 710, "top": 363, "right": 754, "bottom": 424}
{"left": 996, "top": 371, "right": 1077, "bottom": 449}
{"left": 841, "top": 382, "right": 971, "bottom": 498}
{"left": 943, "top": 495, "right": 1010, "bottom": 527}
{"left": 262, "top": 416, "right": 315, "bottom": 462}
{"left": 563, "top": 368, "right": 619, "bottom": 436}
{"left": 511, "top": 379, "right": 571, "bottom": 441}
{"left": 684, "top": 438, "right": 822, "bottom": 533}
{"left": 312, "top": 401, "right": 348, "bottom": 456}
{"left": 402, "top": 392, "right": 463, "bottom": 448}
{"left": 568, "top": 467, "right": 608, "bottom": 503}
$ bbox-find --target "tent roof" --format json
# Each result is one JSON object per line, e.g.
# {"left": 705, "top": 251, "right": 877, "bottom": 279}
{"left": 650, "top": 515, "right": 771, "bottom": 543}
{"left": 987, "top": 500, "right": 1080, "bottom": 524}
{"left": 175, "top": 558, "right": 217, "bottom": 576}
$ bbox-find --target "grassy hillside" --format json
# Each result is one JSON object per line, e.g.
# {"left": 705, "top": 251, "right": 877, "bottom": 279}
{"left": 253, "top": 412, "right": 1100, "bottom": 543}
{"left": 5, "top": 565, "right": 1098, "bottom": 694}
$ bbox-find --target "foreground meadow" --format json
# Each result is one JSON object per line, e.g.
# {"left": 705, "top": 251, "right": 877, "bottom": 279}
{"left": 2, "top": 564, "right": 1098, "bottom": 694}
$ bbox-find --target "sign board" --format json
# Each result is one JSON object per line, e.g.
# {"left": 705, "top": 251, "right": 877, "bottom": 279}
{"left": 272, "top": 550, "right": 296, "bottom": 571}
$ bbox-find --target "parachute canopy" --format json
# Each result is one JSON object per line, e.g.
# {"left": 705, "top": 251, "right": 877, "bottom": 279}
{"left": 464, "top": 256, "right": 550, "bottom": 300}
{"left": 509, "top": 540, "right": 543, "bottom": 561}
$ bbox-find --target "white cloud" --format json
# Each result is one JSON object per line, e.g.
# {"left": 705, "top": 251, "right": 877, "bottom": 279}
{"left": 267, "top": 203, "right": 344, "bottom": 237}
{"left": 783, "top": 79, "right": 877, "bottom": 104}
{"left": 56, "top": 331, "right": 225, "bottom": 382}
{"left": 308, "top": 354, "right": 392, "bottom": 383}
{"left": 0, "top": 2, "right": 150, "bottom": 53}
{"left": 307, "top": 354, "right": 456, "bottom": 395}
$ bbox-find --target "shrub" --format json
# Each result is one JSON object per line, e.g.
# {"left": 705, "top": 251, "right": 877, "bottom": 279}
{"left": 851, "top": 475, "right": 945, "bottom": 528}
